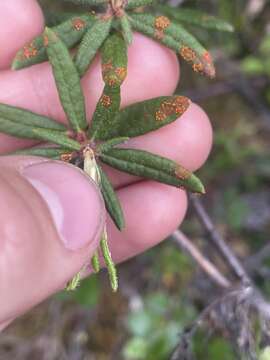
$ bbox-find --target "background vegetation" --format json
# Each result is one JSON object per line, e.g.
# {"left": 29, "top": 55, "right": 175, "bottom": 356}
{"left": 1, "top": 0, "right": 269, "bottom": 359}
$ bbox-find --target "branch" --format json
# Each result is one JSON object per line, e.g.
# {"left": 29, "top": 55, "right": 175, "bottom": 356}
{"left": 190, "top": 194, "right": 251, "bottom": 284}
{"left": 172, "top": 230, "right": 231, "bottom": 288}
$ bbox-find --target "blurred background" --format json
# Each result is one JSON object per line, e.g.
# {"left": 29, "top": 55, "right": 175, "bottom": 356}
{"left": 1, "top": 0, "right": 270, "bottom": 359}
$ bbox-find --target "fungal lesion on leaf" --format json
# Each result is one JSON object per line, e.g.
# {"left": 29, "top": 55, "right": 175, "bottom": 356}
{"left": 155, "top": 96, "right": 190, "bottom": 122}
{"left": 72, "top": 18, "right": 87, "bottom": 31}
{"left": 174, "top": 164, "right": 191, "bottom": 180}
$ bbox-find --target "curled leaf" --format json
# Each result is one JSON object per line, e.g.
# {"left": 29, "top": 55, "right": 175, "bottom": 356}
{"left": 130, "top": 13, "right": 215, "bottom": 78}
{"left": 100, "top": 148, "right": 205, "bottom": 194}
{"left": 158, "top": 6, "right": 234, "bottom": 32}
{"left": 12, "top": 15, "right": 93, "bottom": 70}
{"left": 75, "top": 17, "right": 113, "bottom": 77}
{"left": 94, "top": 95, "right": 190, "bottom": 140}
{"left": 44, "top": 27, "right": 87, "bottom": 132}
{"left": 98, "top": 165, "right": 125, "bottom": 230}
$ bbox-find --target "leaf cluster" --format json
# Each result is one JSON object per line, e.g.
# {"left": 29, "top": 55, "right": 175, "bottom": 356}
{"left": 0, "top": 1, "right": 233, "bottom": 290}
{"left": 12, "top": 0, "right": 233, "bottom": 78}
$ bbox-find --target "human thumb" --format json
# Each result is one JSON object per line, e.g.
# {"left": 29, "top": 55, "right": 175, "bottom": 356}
{"left": 0, "top": 156, "right": 105, "bottom": 327}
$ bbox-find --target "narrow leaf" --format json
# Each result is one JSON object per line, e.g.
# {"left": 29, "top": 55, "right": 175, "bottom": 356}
{"left": 98, "top": 137, "right": 129, "bottom": 153}
{"left": 44, "top": 11, "right": 84, "bottom": 27}
{"left": 0, "top": 103, "right": 66, "bottom": 130}
{"left": 93, "top": 95, "right": 190, "bottom": 140}
{"left": 100, "top": 148, "right": 205, "bottom": 194}
{"left": 98, "top": 165, "right": 125, "bottom": 230}
{"left": 120, "top": 15, "right": 133, "bottom": 45}
{"left": 12, "top": 15, "right": 94, "bottom": 70}
{"left": 90, "top": 85, "right": 121, "bottom": 139}
{"left": 130, "top": 13, "right": 215, "bottom": 78}
{"left": 44, "top": 27, "right": 87, "bottom": 132}
{"left": 158, "top": 6, "right": 234, "bottom": 32}
{"left": 75, "top": 17, "right": 113, "bottom": 77}
{"left": 11, "top": 147, "right": 71, "bottom": 159}
{"left": 32, "top": 128, "right": 81, "bottom": 150}
{"left": 101, "top": 32, "right": 128, "bottom": 87}
{"left": 126, "top": 0, "right": 154, "bottom": 10}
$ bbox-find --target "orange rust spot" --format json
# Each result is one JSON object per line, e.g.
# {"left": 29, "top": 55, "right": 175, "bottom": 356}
{"left": 22, "top": 42, "right": 38, "bottom": 59}
{"left": 202, "top": 51, "right": 212, "bottom": 64}
{"left": 102, "top": 61, "right": 114, "bottom": 73}
{"left": 192, "top": 62, "right": 204, "bottom": 73}
{"left": 155, "top": 96, "right": 190, "bottom": 121}
{"left": 155, "top": 16, "right": 170, "bottom": 30}
{"left": 115, "top": 67, "right": 127, "bottom": 81}
{"left": 43, "top": 35, "right": 49, "bottom": 47}
{"left": 180, "top": 46, "right": 196, "bottom": 62}
{"left": 61, "top": 153, "right": 72, "bottom": 162}
{"left": 72, "top": 18, "right": 86, "bottom": 31}
{"left": 101, "top": 94, "right": 112, "bottom": 107}
{"left": 175, "top": 165, "right": 191, "bottom": 180}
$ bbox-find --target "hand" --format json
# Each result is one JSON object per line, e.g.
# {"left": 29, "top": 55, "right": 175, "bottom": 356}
{"left": 0, "top": 0, "right": 212, "bottom": 329}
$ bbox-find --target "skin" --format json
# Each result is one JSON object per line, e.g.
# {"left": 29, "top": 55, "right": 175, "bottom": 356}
{"left": 0, "top": 0, "right": 212, "bottom": 329}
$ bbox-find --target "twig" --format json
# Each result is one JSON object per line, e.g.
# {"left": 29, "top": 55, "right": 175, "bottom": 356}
{"left": 172, "top": 230, "right": 231, "bottom": 288}
{"left": 190, "top": 195, "right": 251, "bottom": 284}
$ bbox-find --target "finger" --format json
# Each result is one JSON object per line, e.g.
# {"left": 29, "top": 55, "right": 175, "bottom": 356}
{"left": 103, "top": 102, "right": 213, "bottom": 189}
{"left": 0, "top": 33, "right": 179, "bottom": 153}
{"left": 108, "top": 181, "right": 188, "bottom": 263}
{"left": 0, "top": 156, "right": 105, "bottom": 324}
{"left": 0, "top": 0, "right": 44, "bottom": 69}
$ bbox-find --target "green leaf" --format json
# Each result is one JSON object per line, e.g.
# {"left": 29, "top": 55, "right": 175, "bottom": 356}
{"left": 0, "top": 104, "right": 67, "bottom": 140}
{"left": 158, "top": 6, "right": 234, "bottom": 32}
{"left": 44, "top": 11, "right": 83, "bottom": 27}
{"left": 100, "top": 148, "right": 205, "bottom": 194}
{"left": 120, "top": 15, "right": 133, "bottom": 45}
{"left": 11, "top": 147, "right": 71, "bottom": 159}
{"left": 98, "top": 165, "right": 125, "bottom": 230}
{"left": 75, "top": 17, "right": 113, "bottom": 77}
{"left": 93, "top": 95, "right": 190, "bottom": 140}
{"left": 12, "top": 15, "right": 94, "bottom": 70}
{"left": 0, "top": 103, "right": 66, "bottom": 131}
{"left": 45, "top": 27, "right": 87, "bottom": 132}
{"left": 130, "top": 13, "right": 215, "bottom": 78}
{"left": 32, "top": 128, "right": 81, "bottom": 150}
{"left": 98, "top": 137, "right": 129, "bottom": 153}
{"left": 101, "top": 32, "right": 128, "bottom": 87}
{"left": 125, "top": 0, "right": 154, "bottom": 10}
{"left": 90, "top": 85, "right": 121, "bottom": 139}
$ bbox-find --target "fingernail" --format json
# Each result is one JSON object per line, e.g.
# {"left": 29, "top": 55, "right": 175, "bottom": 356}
{"left": 22, "top": 161, "right": 104, "bottom": 251}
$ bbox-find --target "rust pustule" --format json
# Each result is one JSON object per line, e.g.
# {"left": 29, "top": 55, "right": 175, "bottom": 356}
{"left": 72, "top": 18, "right": 86, "bottom": 31}
{"left": 115, "top": 67, "right": 127, "bottom": 82}
{"left": 175, "top": 165, "right": 191, "bottom": 180}
{"left": 192, "top": 62, "right": 204, "bottom": 74}
{"left": 180, "top": 46, "right": 196, "bottom": 62}
{"left": 61, "top": 153, "right": 73, "bottom": 162}
{"left": 101, "top": 94, "right": 112, "bottom": 107}
{"left": 154, "top": 16, "right": 170, "bottom": 30}
{"left": 155, "top": 96, "right": 190, "bottom": 121}
{"left": 22, "top": 42, "right": 38, "bottom": 59}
